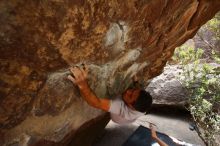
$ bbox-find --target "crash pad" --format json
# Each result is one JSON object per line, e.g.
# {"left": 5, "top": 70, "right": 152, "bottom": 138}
{"left": 122, "top": 125, "right": 198, "bottom": 146}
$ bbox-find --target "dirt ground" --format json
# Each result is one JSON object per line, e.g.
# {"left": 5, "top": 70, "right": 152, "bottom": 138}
{"left": 93, "top": 109, "right": 205, "bottom": 146}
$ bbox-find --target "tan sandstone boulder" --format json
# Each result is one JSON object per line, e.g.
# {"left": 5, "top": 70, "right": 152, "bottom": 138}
{"left": 0, "top": 0, "right": 219, "bottom": 145}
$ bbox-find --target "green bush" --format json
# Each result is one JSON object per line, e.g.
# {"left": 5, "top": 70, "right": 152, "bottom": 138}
{"left": 203, "top": 12, "right": 220, "bottom": 40}
{"left": 173, "top": 45, "right": 220, "bottom": 145}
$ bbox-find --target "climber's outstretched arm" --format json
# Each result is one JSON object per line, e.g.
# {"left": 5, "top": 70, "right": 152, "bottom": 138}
{"left": 68, "top": 66, "right": 110, "bottom": 111}
{"left": 150, "top": 123, "right": 168, "bottom": 146}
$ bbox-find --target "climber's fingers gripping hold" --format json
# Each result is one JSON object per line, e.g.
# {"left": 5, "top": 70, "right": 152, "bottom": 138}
{"left": 81, "top": 63, "right": 89, "bottom": 79}
{"left": 71, "top": 67, "right": 83, "bottom": 81}
{"left": 68, "top": 66, "right": 89, "bottom": 89}
{"left": 68, "top": 67, "right": 78, "bottom": 84}
{"left": 67, "top": 74, "right": 76, "bottom": 84}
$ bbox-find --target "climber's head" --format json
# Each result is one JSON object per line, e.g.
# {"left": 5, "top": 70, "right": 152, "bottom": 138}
{"left": 122, "top": 88, "right": 152, "bottom": 113}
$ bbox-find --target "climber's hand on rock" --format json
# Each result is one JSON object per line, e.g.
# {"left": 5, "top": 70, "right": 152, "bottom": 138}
{"left": 68, "top": 65, "right": 89, "bottom": 89}
{"left": 150, "top": 123, "right": 158, "bottom": 140}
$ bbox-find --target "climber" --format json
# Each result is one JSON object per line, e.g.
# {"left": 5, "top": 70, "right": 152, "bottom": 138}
{"left": 67, "top": 65, "right": 152, "bottom": 124}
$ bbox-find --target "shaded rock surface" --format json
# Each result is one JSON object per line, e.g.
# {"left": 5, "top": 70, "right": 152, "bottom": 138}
{"left": 0, "top": 0, "right": 220, "bottom": 146}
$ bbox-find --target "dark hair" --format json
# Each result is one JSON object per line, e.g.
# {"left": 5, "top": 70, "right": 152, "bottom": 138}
{"left": 132, "top": 90, "right": 152, "bottom": 113}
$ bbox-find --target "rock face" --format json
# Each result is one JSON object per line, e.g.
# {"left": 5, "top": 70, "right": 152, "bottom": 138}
{"left": 146, "top": 65, "right": 188, "bottom": 106}
{"left": 0, "top": 0, "right": 220, "bottom": 145}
